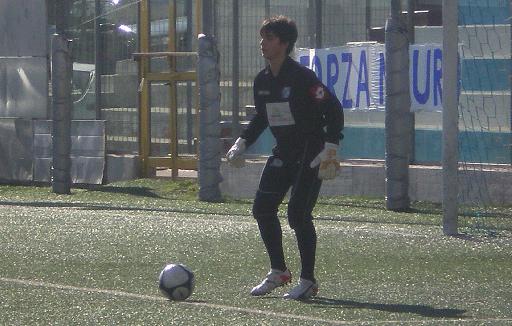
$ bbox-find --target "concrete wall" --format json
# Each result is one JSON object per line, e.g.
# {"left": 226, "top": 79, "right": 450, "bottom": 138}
{"left": 220, "top": 159, "right": 512, "bottom": 205}
{"left": 105, "top": 154, "right": 140, "bottom": 183}
{"left": 0, "top": 118, "right": 33, "bottom": 181}
{"left": 0, "top": 118, "right": 105, "bottom": 185}
{"left": 33, "top": 120, "right": 105, "bottom": 184}
{"left": 0, "top": 1, "right": 48, "bottom": 119}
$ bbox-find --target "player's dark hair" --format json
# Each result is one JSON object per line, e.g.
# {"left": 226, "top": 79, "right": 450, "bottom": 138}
{"left": 260, "top": 15, "right": 298, "bottom": 55}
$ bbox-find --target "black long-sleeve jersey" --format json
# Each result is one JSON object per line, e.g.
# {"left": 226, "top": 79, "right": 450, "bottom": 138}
{"left": 241, "top": 56, "right": 344, "bottom": 163}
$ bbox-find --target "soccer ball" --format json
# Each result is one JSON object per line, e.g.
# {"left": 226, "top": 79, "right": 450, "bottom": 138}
{"left": 158, "top": 263, "right": 195, "bottom": 301}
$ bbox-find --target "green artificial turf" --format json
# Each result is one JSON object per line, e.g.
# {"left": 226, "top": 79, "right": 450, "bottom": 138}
{"left": 0, "top": 179, "right": 511, "bottom": 325}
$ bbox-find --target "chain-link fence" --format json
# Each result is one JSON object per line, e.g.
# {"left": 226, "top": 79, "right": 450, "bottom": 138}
{"left": 214, "top": 0, "right": 391, "bottom": 123}
{"left": 49, "top": 0, "right": 511, "bottom": 171}
{"left": 54, "top": 0, "right": 393, "bottom": 156}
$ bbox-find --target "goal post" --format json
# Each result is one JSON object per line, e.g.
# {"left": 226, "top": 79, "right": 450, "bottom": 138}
{"left": 442, "top": 0, "right": 459, "bottom": 235}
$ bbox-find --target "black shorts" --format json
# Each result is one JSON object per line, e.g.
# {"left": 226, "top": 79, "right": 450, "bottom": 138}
{"left": 252, "top": 155, "right": 322, "bottom": 229}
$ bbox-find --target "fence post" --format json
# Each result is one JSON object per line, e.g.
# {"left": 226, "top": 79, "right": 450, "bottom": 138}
{"left": 315, "top": 0, "right": 322, "bottom": 48}
{"left": 231, "top": 0, "right": 240, "bottom": 138}
{"left": 308, "top": 0, "right": 322, "bottom": 48}
{"left": 202, "top": 0, "right": 214, "bottom": 35}
{"left": 198, "top": 34, "right": 222, "bottom": 202}
{"left": 94, "top": 0, "right": 102, "bottom": 120}
{"left": 442, "top": 0, "right": 459, "bottom": 235}
{"left": 51, "top": 34, "right": 73, "bottom": 194}
{"left": 407, "top": 0, "right": 416, "bottom": 164}
{"left": 385, "top": 0, "right": 411, "bottom": 211}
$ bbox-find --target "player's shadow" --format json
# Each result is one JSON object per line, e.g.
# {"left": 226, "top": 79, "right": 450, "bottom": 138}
{"left": 306, "top": 297, "right": 467, "bottom": 318}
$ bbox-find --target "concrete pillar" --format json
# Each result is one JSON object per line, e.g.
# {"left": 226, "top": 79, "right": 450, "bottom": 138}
{"left": 51, "top": 34, "right": 72, "bottom": 194}
{"left": 197, "top": 34, "right": 222, "bottom": 202}
{"left": 385, "top": 0, "right": 411, "bottom": 211}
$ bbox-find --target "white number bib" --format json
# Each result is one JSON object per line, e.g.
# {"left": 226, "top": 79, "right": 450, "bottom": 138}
{"left": 266, "top": 102, "right": 295, "bottom": 127}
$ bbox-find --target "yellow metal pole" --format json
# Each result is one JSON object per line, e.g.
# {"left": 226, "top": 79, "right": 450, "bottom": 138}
{"left": 139, "top": 0, "right": 151, "bottom": 177}
{"left": 168, "top": 0, "right": 178, "bottom": 178}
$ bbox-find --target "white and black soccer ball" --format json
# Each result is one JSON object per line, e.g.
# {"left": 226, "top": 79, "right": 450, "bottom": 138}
{"left": 159, "top": 263, "right": 195, "bottom": 301}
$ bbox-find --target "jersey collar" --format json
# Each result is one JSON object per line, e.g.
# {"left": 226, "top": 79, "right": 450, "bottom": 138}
{"left": 264, "top": 56, "right": 293, "bottom": 79}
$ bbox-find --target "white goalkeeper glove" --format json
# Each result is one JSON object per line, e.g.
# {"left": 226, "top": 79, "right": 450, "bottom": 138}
{"left": 310, "top": 142, "right": 340, "bottom": 180}
{"left": 226, "top": 137, "right": 246, "bottom": 168}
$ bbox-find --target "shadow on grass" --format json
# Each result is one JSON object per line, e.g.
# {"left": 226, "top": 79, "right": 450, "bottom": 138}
{"left": 84, "top": 186, "right": 164, "bottom": 199}
{"left": 461, "top": 211, "right": 512, "bottom": 219}
{"left": 0, "top": 200, "right": 252, "bottom": 217}
{"left": 317, "top": 200, "right": 445, "bottom": 216}
{"left": 451, "top": 232, "right": 505, "bottom": 241}
{"left": 314, "top": 215, "right": 439, "bottom": 227}
{"left": 307, "top": 297, "right": 467, "bottom": 318}
{"left": 318, "top": 200, "right": 511, "bottom": 219}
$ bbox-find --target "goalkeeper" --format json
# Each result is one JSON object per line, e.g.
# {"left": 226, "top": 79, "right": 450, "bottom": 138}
{"left": 227, "top": 15, "right": 344, "bottom": 300}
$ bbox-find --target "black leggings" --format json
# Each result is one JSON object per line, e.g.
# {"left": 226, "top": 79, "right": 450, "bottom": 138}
{"left": 252, "top": 156, "right": 321, "bottom": 281}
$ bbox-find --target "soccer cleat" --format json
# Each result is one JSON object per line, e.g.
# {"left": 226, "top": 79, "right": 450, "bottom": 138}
{"left": 283, "top": 278, "right": 318, "bottom": 300}
{"left": 250, "top": 269, "right": 292, "bottom": 296}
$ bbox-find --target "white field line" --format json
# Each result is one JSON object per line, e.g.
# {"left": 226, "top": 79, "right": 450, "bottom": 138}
{"left": 0, "top": 277, "right": 344, "bottom": 325}
{"left": 2, "top": 277, "right": 512, "bottom": 325}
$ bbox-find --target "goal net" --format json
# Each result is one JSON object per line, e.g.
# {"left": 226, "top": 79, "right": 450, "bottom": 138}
{"left": 457, "top": 0, "right": 511, "bottom": 232}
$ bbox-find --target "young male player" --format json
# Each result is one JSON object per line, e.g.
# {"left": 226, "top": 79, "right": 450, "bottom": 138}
{"left": 227, "top": 15, "right": 344, "bottom": 300}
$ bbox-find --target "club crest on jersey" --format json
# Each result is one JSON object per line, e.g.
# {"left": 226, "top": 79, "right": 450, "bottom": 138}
{"left": 309, "top": 84, "right": 328, "bottom": 102}
{"left": 281, "top": 86, "right": 291, "bottom": 99}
